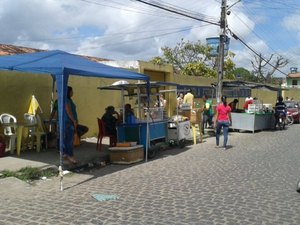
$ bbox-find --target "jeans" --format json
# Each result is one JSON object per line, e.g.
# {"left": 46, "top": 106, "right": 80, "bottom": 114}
{"left": 216, "top": 120, "right": 229, "bottom": 147}
{"left": 202, "top": 114, "right": 213, "bottom": 133}
{"left": 56, "top": 123, "right": 88, "bottom": 150}
{"left": 64, "top": 122, "right": 75, "bottom": 157}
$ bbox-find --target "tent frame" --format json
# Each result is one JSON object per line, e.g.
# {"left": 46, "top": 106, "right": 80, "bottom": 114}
{"left": 0, "top": 50, "right": 150, "bottom": 191}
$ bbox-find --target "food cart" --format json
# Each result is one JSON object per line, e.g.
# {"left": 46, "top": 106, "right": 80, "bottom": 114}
{"left": 99, "top": 81, "right": 182, "bottom": 159}
{"left": 167, "top": 117, "right": 192, "bottom": 148}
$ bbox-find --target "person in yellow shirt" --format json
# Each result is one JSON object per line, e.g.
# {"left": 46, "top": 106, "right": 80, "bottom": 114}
{"left": 183, "top": 89, "right": 194, "bottom": 109}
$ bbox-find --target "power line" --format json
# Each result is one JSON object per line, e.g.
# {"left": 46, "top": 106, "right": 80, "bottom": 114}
{"left": 133, "top": 0, "right": 289, "bottom": 77}
{"left": 229, "top": 30, "right": 288, "bottom": 76}
{"left": 132, "top": 0, "right": 220, "bottom": 26}
{"left": 78, "top": 0, "right": 194, "bottom": 21}
{"left": 78, "top": 24, "right": 211, "bottom": 51}
{"left": 233, "top": 1, "right": 299, "bottom": 73}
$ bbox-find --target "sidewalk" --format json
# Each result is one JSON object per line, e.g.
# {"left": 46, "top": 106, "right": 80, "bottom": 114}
{"left": 0, "top": 129, "right": 212, "bottom": 172}
{"left": 0, "top": 137, "right": 109, "bottom": 172}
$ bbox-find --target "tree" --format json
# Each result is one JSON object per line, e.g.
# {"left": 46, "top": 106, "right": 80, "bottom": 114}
{"left": 232, "top": 67, "right": 259, "bottom": 82}
{"left": 251, "top": 54, "right": 288, "bottom": 83}
{"left": 150, "top": 38, "right": 235, "bottom": 78}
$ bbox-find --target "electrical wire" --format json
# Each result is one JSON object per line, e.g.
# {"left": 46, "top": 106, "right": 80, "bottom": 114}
{"left": 228, "top": 0, "right": 300, "bottom": 74}
{"left": 78, "top": 24, "right": 211, "bottom": 50}
{"left": 132, "top": 0, "right": 291, "bottom": 76}
{"left": 132, "top": 0, "right": 220, "bottom": 26}
{"left": 229, "top": 29, "right": 288, "bottom": 76}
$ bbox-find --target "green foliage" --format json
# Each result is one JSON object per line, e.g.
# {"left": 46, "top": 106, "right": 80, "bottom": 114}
{"left": 1, "top": 170, "right": 16, "bottom": 177}
{"left": 1, "top": 166, "right": 57, "bottom": 182}
{"left": 232, "top": 67, "right": 259, "bottom": 82}
{"left": 182, "top": 62, "right": 216, "bottom": 77}
{"left": 233, "top": 67, "right": 257, "bottom": 82}
{"left": 150, "top": 38, "right": 236, "bottom": 77}
{"left": 150, "top": 56, "right": 165, "bottom": 65}
{"left": 224, "top": 58, "right": 236, "bottom": 79}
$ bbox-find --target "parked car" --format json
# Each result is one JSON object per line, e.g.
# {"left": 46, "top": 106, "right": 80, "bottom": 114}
{"left": 283, "top": 101, "right": 300, "bottom": 123}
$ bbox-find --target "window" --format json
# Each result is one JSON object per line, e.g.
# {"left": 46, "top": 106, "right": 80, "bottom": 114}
{"left": 292, "top": 80, "right": 298, "bottom": 86}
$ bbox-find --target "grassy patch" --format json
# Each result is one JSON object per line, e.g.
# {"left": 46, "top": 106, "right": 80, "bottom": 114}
{"left": 0, "top": 166, "right": 57, "bottom": 182}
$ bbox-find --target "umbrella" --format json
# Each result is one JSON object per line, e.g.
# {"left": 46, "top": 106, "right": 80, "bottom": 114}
{"left": 28, "top": 95, "right": 43, "bottom": 115}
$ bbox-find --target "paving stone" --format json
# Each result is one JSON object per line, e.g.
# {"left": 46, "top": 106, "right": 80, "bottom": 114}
{"left": 2, "top": 125, "right": 300, "bottom": 224}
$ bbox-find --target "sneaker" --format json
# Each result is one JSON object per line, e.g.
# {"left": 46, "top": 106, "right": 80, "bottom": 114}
{"left": 223, "top": 146, "right": 227, "bottom": 150}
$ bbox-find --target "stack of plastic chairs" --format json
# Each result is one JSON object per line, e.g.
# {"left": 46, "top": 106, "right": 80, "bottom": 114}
{"left": 23, "top": 113, "right": 47, "bottom": 152}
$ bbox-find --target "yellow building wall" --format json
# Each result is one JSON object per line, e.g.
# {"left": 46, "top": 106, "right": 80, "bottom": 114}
{"left": 173, "top": 74, "right": 216, "bottom": 86}
{"left": 174, "top": 74, "right": 217, "bottom": 107}
{"left": 0, "top": 71, "right": 53, "bottom": 121}
{"left": 138, "top": 61, "right": 175, "bottom": 115}
{"left": 0, "top": 64, "right": 291, "bottom": 138}
{"left": 173, "top": 74, "right": 280, "bottom": 108}
{"left": 0, "top": 71, "right": 127, "bottom": 137}
{"left": 282, "top": 89, "right": 300, "bottom": 101}
{"left": 0, "top": 63, "right": 175, "bottom": 138}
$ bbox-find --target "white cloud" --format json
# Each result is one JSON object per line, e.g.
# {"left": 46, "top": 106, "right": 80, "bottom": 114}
{"left": 282, "top": 14, "right": 300, "bottom": 31}
{"left": 0, "top": 0, "right": 298, "bottom": 75}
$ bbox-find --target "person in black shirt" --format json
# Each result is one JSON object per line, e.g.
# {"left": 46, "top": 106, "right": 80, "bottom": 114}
{"left": 274, "top": 96, "right": 287, "bottom": 129}
{"left": 229, "top": 99, "right": 239, "bottom": 112}
{"left": 101, "top": 106, "right": 120, "bottom": 146}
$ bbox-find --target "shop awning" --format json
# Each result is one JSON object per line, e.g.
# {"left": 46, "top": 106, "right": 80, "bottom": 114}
{"left": 211, "top": 80, "right": 284, "bottom": 91}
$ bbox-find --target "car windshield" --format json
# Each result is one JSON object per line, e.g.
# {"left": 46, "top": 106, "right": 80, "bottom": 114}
{"left": 285, "top": 101, "right": 297, "bottom": 108}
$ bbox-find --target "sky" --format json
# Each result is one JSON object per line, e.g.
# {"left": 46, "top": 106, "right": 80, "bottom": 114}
{"left": 1, "top": 0, "right": 300, "bottom": 77}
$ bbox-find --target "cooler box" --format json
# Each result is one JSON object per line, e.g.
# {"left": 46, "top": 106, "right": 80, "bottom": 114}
{"left": 190, "top": 108, "right": 202, "bottom": 124}
{"left": 109, "top": 145, "right": 144, "bottom": 165}
{"left": 180, "top": 109, "right": 191, "bottom": 119}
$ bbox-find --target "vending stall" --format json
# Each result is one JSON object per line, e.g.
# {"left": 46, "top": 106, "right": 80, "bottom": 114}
{"left": 212, "top": 81, "right": 281, "bottom": 133}
{"left": 99, "top": 81, "right": 191, "bottom": 159}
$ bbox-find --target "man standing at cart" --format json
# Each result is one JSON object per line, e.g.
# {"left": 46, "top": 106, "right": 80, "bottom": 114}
{"left": 202, "top": 95, "right": 214, "bottom": 134}
{"left": 183, "top": 89, "right": 194, "bottom": 109}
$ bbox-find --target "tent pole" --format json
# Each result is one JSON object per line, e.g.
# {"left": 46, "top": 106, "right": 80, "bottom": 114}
{"left": 50, "top": 78, "right": 56, "bottom": 132}
{"left": 145, "top": 80, "right": 150, "bottom": 162}
{"left": 121, "top": 89, "right": 125, "bottom": 122}
{"left": 137, "top": 86, "right": 141, "bottom": 120}
{"left": 145, "top": 110, "right": 149, "bottom": 162}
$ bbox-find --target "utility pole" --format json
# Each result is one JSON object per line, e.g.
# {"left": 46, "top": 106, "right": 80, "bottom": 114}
{"left": 216, "top": 0, "right": 227, "bottom": 104}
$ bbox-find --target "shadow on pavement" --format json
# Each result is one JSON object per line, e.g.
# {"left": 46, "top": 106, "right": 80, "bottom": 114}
{"left": 0, "top": 137, "right": 196, "bottom": 189}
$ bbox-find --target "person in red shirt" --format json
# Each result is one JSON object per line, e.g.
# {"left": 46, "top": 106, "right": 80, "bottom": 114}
{"left": 214, "top": 96, "right": 232, "bottom": 149}
{"left": 243, "top": 97, "right": 253, "bottom": 111}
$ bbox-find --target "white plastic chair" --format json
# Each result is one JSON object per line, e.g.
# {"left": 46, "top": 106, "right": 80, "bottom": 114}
{"left": 0, "top": 113, "right": 17, "bottom": 154}
{"left": 23, "top": 113, "right": 47, "bottom": 152}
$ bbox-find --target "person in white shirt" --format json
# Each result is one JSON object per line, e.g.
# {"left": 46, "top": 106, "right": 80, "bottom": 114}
{"left": 177, "top": 92, "right": 184, "bottom": 109}
{"left": 159, "top": 94, "right": 167, "bottom": 107}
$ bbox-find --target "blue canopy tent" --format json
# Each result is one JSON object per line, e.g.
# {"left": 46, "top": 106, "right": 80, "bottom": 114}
{"left": 0, "top": 50, "right": 150, "bottom": 190}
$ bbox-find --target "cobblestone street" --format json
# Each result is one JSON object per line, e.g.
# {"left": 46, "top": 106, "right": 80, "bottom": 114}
{"left": 1, "top": 125, "right": 300, "bottom": 225}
